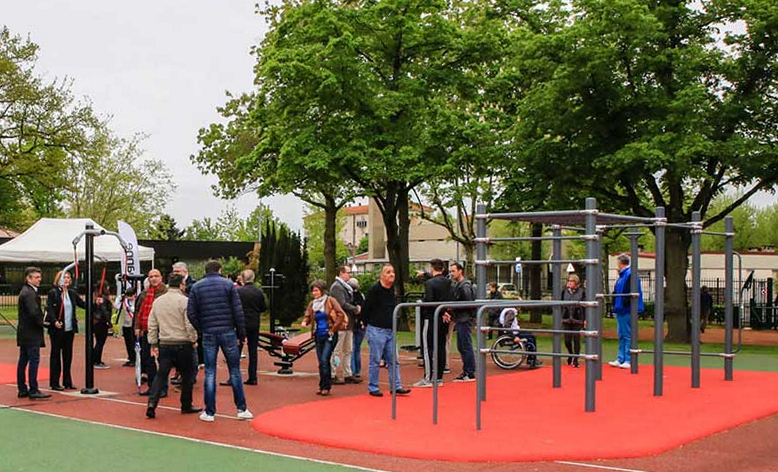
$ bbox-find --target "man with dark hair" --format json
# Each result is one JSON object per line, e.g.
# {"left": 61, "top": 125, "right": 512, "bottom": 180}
{"left": 187, "top": 260, "right": 252, "bottom": 422}
{"left": 608, "top": 254, "right": 644, "bottom": 369}
{"left": 145, "top": 273, "right": 201, "bottom": 418}
{"left": 238, "top": 269, "right": 266, "bottom": 385}
{"left": 414, "top": 259, "right": 452, "bottom": 388}
{"left": 362, "top": 264, "right": 411, "bottom": 397}
{"left": 135, "top": 269, "right": 168, "bottom": 396}
{"left": 17, "top": 267, "right": 50, "bottom": 399}
{"left": 330, "top": 265, "right": 361, "bottom": 384}
{"left": 449, "top": 262, "right": 476, "bottom": 382}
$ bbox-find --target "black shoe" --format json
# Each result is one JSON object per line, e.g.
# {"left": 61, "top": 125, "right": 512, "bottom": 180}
{"left": 64, "top": 384, "right": 77, "bottom": 390}
{"left": 170, "top": 376, "right": 182, "bottom": 386}
{"left": 139, "top": 390, "right": 150, "bottom": 396}
{"left": 567, "top": 357, "right": 573, "bottom": 366}
{"left": 369, "top": 390, "right": 383, "bottom": 397}
{"left": 146, "top": 407, "right": 155, "bottom": 419}
{"left": 344, "top": 376, "right": 362, "bottom": 384}
{"left": 219, "top": 379, "right": 232, "bottom": 386}
{"left": 396, "top": 388, "right": 411, "bottom": 395}
{"left": 244, "top": 379, "right": 257, "bottom": 385}
{"left": 159, "top": 392, "right": 168, "bottom": 399}
{"left": 17, "top": 391, "right": 29, "bottom": 398}
{"left": 123, "top": 361, "right": 135, "bottom": 367}
{"left": 181, "top": 406, "right": 203, "bottom": 414}
{"left": 29, "top": 391, "right": 51, "bottom": 400}
{"left": 331, "top": 378, "right": 346, "bottom": 385}
{"left": 51, "top": 385, "right": 64, "bottom": 391}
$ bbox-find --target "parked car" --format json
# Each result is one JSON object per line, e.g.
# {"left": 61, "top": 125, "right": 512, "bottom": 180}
{"left": 498, "top": 283, "right": 520, "bottom": 299}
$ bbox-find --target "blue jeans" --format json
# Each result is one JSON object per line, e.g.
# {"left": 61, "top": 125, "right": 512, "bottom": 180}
{"left": 367, "top": 325, "right": 402, "bottom": 393}
{"left": 456, "top": 319, "right": 476, "bottom": 376}
{"left": 351, "top": 327, "right": 366, "bottom": 376}
{"left": 616, "top": 314, "right": 631, "bottom": 364}
{"left": 17, "top": 346, "right": 40, "bottom": 393}
{"left": 203, "top": 331, "right": 246, "bottom": 416}
{"left": 315, "top": 333, "right": 337, "bottom": 391}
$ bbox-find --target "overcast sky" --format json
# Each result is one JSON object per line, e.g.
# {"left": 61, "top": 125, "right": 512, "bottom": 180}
{"left": 3, "top": 0, "right": 303, "bottom": 231}
{"left": 3, "top": 1, "right": 775, "bottom": 234}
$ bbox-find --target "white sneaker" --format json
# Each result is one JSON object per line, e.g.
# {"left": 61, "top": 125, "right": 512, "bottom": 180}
{"left": 619, "top": 362, "right": 631, "bottom": 369}
{"left": 237, "top": 409, "right": 254, "bottom": 420}
{"left": 608, "top": 360, "right": 621, "bottom": 367}
{"left": 199, "top": 412, "right": 215, "bottom": 422}
{"left": 413, "top": 379, "right": 433, "bottom": 388}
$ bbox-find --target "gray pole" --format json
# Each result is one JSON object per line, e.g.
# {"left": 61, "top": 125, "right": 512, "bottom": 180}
{"left": 476, "top": 204, "right": 488, "bottom": 402}
{"left": 433, "top": 305, "right": 440, "bottom": 425}
{"left": 654, "top": 207, "right": 666, "bottom": 396}
{"left": 629, "top": 228, "right": 640, "bottom": 374}
{"left": 724, "top": 216, "right": 734, "bottom": 381}
{"left": 584, "top": 198, "right": 597, "bottom": 412}
{"left": 82, "top": 223, "right": 98, "bottom": 395}
{"left": 691, "top": 211, "right": 702, "bottom": 388}
{"left": 552, "top": 225, "right": 562, "bottom": 388}
{"left": 595, "top": 227, "right": 604, "bottom": 381}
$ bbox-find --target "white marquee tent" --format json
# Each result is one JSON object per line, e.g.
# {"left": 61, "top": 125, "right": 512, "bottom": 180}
{"left": 0, "top": 218, "right": 154, "bottom": 263}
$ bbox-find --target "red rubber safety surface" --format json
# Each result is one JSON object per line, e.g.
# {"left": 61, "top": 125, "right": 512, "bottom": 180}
{"left": 253, "top": 366, "right": 778, "bottom": 462}
{"left": 0, "top": 362, "right": 48, "bottom": 384}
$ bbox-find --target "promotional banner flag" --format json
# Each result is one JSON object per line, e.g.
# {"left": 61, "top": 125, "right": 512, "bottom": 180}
{"left": 117, "top": 220, "right": 141, "bottom": 278}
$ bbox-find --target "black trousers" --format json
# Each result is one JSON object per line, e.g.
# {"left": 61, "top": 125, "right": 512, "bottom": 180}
{"left": 122, "top": 327, "right": 135, "bottom": 362}
{"left": 93, "top": 323, "right": 108, "bottom": 364}
{"left": 246, "top": 326, "right": 259, "bottom": 382}
{"left": 422, "top": 317, "right": 448, "bottom": 381}
{"left": 148, "top": 344, "right": 194, "bottom": 410}
{"left": 140, "top": 333, "right": 157, "bottom": 386}
{"left": 563, "top": 323, "right": 582, "bottom": 357}
{"left": 50, "top": 330, "right": 75, "bottom": 388}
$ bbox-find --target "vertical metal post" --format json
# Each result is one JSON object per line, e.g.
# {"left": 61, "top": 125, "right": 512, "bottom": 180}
{"left": 269, "top": 268, "right": 276, "bottom": 334}
{"left": 82, "top": 224, "right": 98, "bottom": 395}
{"left": 476, "top": 307, "right": 486, "bottom": 430}
{"left": 584, "top": 198, "right": 597, "bottom": 412}
{"left": 552, "top": 225, "right": 562, "bottom": 388}
{"left": 724, "top": 217, "right": 734, "bottom": 381}
{"left": 629, "top": 228, "right": 640, "bottom": 374}
{"left": 476, "top": 204, "right": 488, "bottom": 403}
{"left": 691, "top": 211, "right": 702, "bottom": 388}
{"left": 595, "top": 227, "right": 604, "bottom": 381}
{"left": 654, "top": 208, "right": 666, "bottom": 396}
{"left": 433, "top": 306, "right": 440, "bottom": 425}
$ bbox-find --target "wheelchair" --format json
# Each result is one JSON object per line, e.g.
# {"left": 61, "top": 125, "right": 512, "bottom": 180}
{"left": 490, "top": 333, "right": 538, "bottom": 370}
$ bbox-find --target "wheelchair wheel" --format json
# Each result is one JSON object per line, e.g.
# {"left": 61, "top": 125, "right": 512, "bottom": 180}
{"left": 490, "top": 335, "right": 527, "bottom": 370}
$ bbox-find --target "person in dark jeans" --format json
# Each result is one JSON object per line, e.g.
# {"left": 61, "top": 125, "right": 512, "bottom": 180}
{"left": 145, "top": 274, "right": 201, "bottom": 419}
{"left": 238, "top": 269, "right": 266, "bottom": 386}
{"left": 16, "top": 267, "right": 50, "bottom": 400}
{"left": 302, "top": 280, "right": 346, "bottom": 396}
{"left": 135, "top": 269, "right": 168, "bottom": 396}
{"left": 450, "top": 262, "right": 476, "bottom": 382}
{"left": 92, "top": 284, "right": 113, "bottom": 369}
{"left": 415, "top": 259, "right": 452, "bottom": 388}
{"left": 561, "top": 274, "right": 585, "bottom": 367}
{"left": 349, "top": 278, "right": 366, "bottom": 379}
{"left": 46, "top": 270, "right": 87, "bottom": 390}
{"left": 700, "top": 286, "right": 714, "bottom": 333}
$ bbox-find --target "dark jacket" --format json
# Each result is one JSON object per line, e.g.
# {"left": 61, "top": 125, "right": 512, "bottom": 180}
{"left": 422, "top": 274, "right": 453, "bottom": 320}
{"left": 330, "top": 278, "right": 358, "bottom": 330}
{"left": 17, "top": 284, "right": 45, "bottom": 347}
{"left": 362, "top": 282, "right": 395, "bottom": 329}
{"left": 92, "top": 298, "right": 112, "bottom": 326}
{"left": 352, "top": 289, "right": 365, "bottom": 331}
{"left": 46, "top": 287, "right": 87, "bottom": 334}
{"left": 561, "top": 287, "right": 586, "bottom": 325}
{"left": 187, "top": 273, "right": 246, "bottom": 339}
{"left": 451, "top": 278, "right": 476, "bottom": 322}
{"left": 238, "top": 283, "right": 266, "bottom": 331}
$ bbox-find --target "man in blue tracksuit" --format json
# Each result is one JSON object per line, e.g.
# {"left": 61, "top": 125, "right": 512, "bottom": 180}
{"left": 608, "top": 254, "right": 644, "bottom": 369}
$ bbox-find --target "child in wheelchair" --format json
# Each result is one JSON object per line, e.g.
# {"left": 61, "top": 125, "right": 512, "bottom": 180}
{"left": 498, "top": 307, "right": 542, "bottom": 368}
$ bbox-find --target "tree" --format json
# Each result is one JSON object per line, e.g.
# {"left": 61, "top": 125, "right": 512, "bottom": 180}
{"left": 0, "top": 27, "right": 99, "bottom": 230}
{"left": 63, "top": 131, "right": 174, "bottom": 234}
{"left": 303, "top": 205, "right": 349, "bottom": 270}
{"left": 148, "top": 214, "right": 185, "bottom": 240}
{"left": 504, "top": 0, "right": 778, "bottom": 342}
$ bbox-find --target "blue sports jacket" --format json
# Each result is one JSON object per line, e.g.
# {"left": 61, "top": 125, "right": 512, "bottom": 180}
{"left": 187, "top": 273, "right": 246, "bottom": 339}
{"left": 613, "top": 266, "right": 644, "bottom": 316}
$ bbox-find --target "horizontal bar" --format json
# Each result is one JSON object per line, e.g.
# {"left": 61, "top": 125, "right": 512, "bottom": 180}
{"left": 475, "top": 235, "right": 588, "bottom": 243}
{"left": 475, "top": 259, "right": 598, "bottom": 266}
{"left": 596, "top": 293, "right": 640, "bottom": 298}
{"left": 701, "top": 231, "right": 735, "bottom": 237}
{"left": 475, "top": 210, "right": 588, "bottom": 220}
{"left": 631, "top": 349, "right": 737, "bottom": 359}
{"left": 624, "top": 232, "right": 646, "bottom": 238}
{"left": 598, "top": 213, "right": 659, "bottom": 224}
{"left": 482, "top": 349, "right": 599, "bottom": 361}
{"left": 480, "top": 327, "right": 599, "bottom": 337}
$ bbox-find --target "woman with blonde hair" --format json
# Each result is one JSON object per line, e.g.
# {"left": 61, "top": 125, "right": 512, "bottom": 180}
{"left": 561, "top": 274, "right": 586, "bottom": 367}
{"left": 45, "top": 271, "right": 86, "bottom": 390}
{"left": 301, "top": 280, "right": 346, "bottom": 396}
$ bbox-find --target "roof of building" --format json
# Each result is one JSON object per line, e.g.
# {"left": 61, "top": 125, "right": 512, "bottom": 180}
{"left": 342, "top": 205, "right": 368, "bottom": 215}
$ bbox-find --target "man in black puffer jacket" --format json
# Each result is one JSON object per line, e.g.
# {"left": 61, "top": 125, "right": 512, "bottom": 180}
{"left": 187, "top": 260, "right": 251, "bottom": 422}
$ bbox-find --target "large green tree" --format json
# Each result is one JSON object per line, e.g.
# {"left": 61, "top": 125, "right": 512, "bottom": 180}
{"left": 504, "top": 0, "right": 778, "bottom": 342}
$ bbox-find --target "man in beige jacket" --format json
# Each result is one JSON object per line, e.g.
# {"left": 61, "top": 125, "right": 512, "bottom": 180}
{"left": 145, "top": 274, "right": 201, "bottom": 419}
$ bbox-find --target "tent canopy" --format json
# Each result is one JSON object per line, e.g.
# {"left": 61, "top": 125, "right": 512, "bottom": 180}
{"left": 0, "top": 218, "right": 154, "bottom": 263}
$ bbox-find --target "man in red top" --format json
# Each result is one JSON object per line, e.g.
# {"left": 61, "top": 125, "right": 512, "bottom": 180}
{"left": 135, "top": 269, "right": 167, "bottom": 396}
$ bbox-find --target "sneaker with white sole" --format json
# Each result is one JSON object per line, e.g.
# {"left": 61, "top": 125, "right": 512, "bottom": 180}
{"left": 237, "top": 409, "right": 254, "bottom": 420}
{"left": 608, "top": 360, "right": 622, "bottom": 367}
{"left": 619, "top": 362, "right": 631, "bottom": 369}
{"left": 413, "top": 379, "right": 433, "bottom": 388}
{"left": 199, "top": 412, "right": 215, "bottom": 422}
{"left": 453, "top": 373, "right": 476, "bottom": 382}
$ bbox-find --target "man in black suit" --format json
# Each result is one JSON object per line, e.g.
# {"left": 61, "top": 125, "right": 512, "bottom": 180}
{"left": 17, "top": 267, "right": 51, "bottom": 400}
{"left": 238, "top": 269, "right": 266, "bottom": 385}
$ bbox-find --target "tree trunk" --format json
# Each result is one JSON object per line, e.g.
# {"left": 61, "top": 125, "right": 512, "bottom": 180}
{"left": 376, "top": 184, "right": 412, "bottom": 330}
{"left": 464, "top": 241, "right": 476, "bottom": 280}
{"left": 323, "top": 195, "right": 338, "bottom": 285}
{"left": 664, "top": 226, "right": 692, "bottom": 343}
{"left": 529, "top": 222, "right": 543, "bottom": 323}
